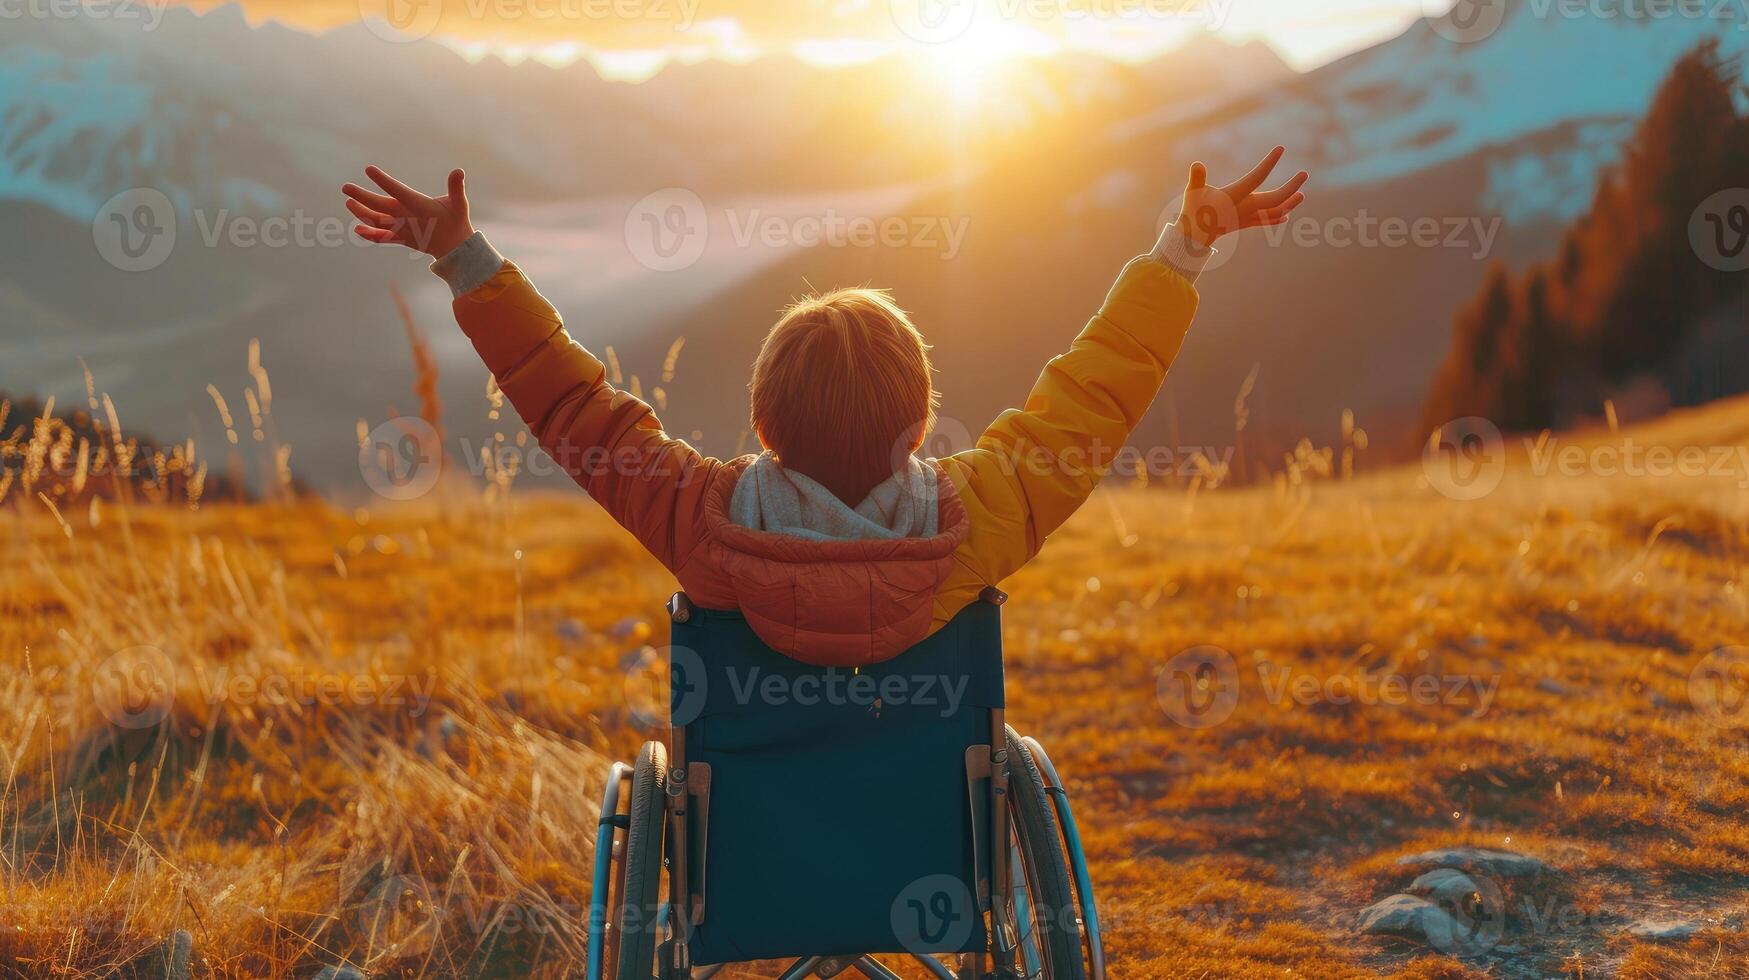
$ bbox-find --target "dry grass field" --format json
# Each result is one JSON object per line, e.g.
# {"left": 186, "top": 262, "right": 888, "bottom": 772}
{"left": 3, "top": 393, "right": 1749, "bottom": 978}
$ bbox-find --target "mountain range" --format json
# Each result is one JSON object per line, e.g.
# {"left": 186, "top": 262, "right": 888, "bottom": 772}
{"left": 1, "top": 2, "right": 1742, "bottom": 492}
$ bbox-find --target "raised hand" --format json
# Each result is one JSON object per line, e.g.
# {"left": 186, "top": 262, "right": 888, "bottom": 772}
{"left": 342, "top": 166, "right": 475, "bottom": 258}
{"left": 1176, "top": 146, "right": 1308, "bottom": 248}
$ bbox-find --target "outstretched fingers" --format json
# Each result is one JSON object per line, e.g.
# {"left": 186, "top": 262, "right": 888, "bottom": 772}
{"left": 365, "top": 165, "right": 429, "bottom": 210}
{"left": 343, "top": 182, "right": 405, "bottom": 215}
{"left": 1247, "top": 171, "right": 1308, "bottom": 211}
{"left": 1240, "top": 192, "right": 1305, "bottom": 229}
{"left": 345, "top": 197, "right": 396, "bottom": 228}
{"left": 447, "top": 169, "right": 468, "bottom": 210}
{"left": 1224, "top": 145, "right": 1285, "bottom": 198}
{"left": 353, "top": 224, "right": 402, "bottom": 245}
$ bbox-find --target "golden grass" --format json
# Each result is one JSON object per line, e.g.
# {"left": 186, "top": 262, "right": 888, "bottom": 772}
{"left": 3, "top": 396, "right": 1748, "bottom": 977}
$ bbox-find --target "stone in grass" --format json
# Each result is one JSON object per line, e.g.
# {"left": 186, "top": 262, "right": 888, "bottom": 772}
{"left": 1358, "top": 892, "right": 1505, "bottom": 956}
{"left": 1626, "top": 920, "right": 1701, "bottom": 942}
{"left": 163, "top": 930, "right": 193, "bottom": 980}
{"left": 609, "top": 616, "right": 651, "bottom": 642}
{"left": 1395, "top": 847, "right": 1551, "bottom": 881}
{"left": 1406, "top": 867, "right": 1479, "bottom": 898}
{"left": 1358, "top": 894, "right": 1460, "bottom": 940}
{"left": 313, "top": 966, "right": 366, "bottom": 980}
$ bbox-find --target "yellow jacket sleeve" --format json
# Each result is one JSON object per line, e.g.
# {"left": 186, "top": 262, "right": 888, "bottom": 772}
{"left": 936, "top": 256, "right": 1200, "bottom": 597}
{"left": 450, "top": 259, "right": 719, "bottom": 571}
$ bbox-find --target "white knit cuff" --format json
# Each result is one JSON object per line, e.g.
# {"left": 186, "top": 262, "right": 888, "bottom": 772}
{"left": 1150, "top": 223, "right": 1216, "bottom": 283}
{"left": 430, "top": 231, "right": 505, "bottom": 299}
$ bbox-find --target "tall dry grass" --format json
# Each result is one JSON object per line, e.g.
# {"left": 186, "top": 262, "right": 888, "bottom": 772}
{"left": 5, "top": 339, "right": 1749, "bottom": 976}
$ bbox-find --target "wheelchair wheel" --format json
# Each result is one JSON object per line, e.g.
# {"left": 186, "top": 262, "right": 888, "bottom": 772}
{"left": 1002, "top": 727, "right": 1088, "bottom": 980}
{"left": 614, "top": 741, "right": 668, "bottom": 980}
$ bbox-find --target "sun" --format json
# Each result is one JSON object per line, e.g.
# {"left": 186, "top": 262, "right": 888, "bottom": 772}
{"left": 918, "top": 22, "right": 1034, "bottom": 108}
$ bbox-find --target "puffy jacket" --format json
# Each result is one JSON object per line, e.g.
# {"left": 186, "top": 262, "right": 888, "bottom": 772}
{"left": 450, "top": 252, "right": 1200, "bottom": 665}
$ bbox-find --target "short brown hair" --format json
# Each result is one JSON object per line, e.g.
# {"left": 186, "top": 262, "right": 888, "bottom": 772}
{"left": 750, "top": 288, "right": 938, "bottom": 506}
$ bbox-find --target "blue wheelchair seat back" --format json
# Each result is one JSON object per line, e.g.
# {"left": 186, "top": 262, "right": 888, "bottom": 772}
{"left": 669, "top": 597, "right": 1006, "bottom": 965}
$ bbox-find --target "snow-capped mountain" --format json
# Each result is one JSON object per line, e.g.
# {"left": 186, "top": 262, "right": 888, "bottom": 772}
{"left": 1136, "top": 1, "right": 1749, "bottom": 223}
{"left": 0, "top": 0, "right": 1738, "bottom": 489}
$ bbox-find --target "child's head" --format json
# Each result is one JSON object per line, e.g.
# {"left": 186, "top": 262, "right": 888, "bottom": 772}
{"left": 750, "top": 288, "right": 938, "bottom": 506}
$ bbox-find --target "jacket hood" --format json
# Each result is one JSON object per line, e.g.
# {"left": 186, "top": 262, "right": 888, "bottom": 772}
{"left": 675, "top": 456, "right": 971, "bottom": 666}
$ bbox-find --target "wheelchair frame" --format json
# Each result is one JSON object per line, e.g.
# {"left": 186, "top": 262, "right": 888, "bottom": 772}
{"left": 587, "top": 589, "right": 1107, "bottom": 980}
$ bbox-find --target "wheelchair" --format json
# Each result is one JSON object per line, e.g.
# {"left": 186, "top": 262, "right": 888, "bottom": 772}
{"left": 587, "top": 587, "right": 1106, "bottom": 980}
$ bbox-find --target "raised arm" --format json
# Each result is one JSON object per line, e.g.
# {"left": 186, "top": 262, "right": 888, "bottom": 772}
{"left": 938, "top": 149, "right": 1307, "bottom": 586}
{"left": 343, "top": 167, "right": 716, "bottom": 570}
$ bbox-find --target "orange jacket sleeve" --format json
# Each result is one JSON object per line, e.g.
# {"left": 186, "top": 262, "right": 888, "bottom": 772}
{"left": 936, "top": 256, "right": 1201, "bottom": 595}
{"left": 448, "top": 253, "right": 718, "bottom": 571}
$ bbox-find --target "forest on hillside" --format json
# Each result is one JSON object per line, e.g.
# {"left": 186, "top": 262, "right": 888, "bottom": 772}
{"left": 1423, "top": 39, "right": 1749, "bottom": 435}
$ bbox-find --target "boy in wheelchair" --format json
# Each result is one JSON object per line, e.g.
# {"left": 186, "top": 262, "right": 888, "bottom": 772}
{"left": 342, "top": 149, "right": 1305, "bottom": 979}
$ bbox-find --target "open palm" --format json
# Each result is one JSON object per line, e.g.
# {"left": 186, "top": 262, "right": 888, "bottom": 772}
{"left": 1177, "top": 146, "right": 1308, "bottom": 248}
{"left": 342, "top": 166, "right": 475, "bottom": 258}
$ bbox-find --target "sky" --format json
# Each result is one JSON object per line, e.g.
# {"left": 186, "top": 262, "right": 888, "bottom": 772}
{"left": 172, "top": 0, "right": 1454, "bottom": 80}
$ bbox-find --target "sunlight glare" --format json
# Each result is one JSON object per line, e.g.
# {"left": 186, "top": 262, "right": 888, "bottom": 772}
{"left": 917, "top": 22, "right": 1037, "bottom": 109}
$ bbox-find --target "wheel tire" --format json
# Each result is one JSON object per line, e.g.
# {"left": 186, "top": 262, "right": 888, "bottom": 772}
{"left": 614, "top": 740, "right": 668, "bottom": 980}
{"left": 1003, "top": 727, "right": 1088, "bottom": 980}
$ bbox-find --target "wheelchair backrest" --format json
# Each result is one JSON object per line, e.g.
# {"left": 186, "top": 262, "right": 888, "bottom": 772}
{"left": 667, "top": 595, "right": 1005, "bottom": 965}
